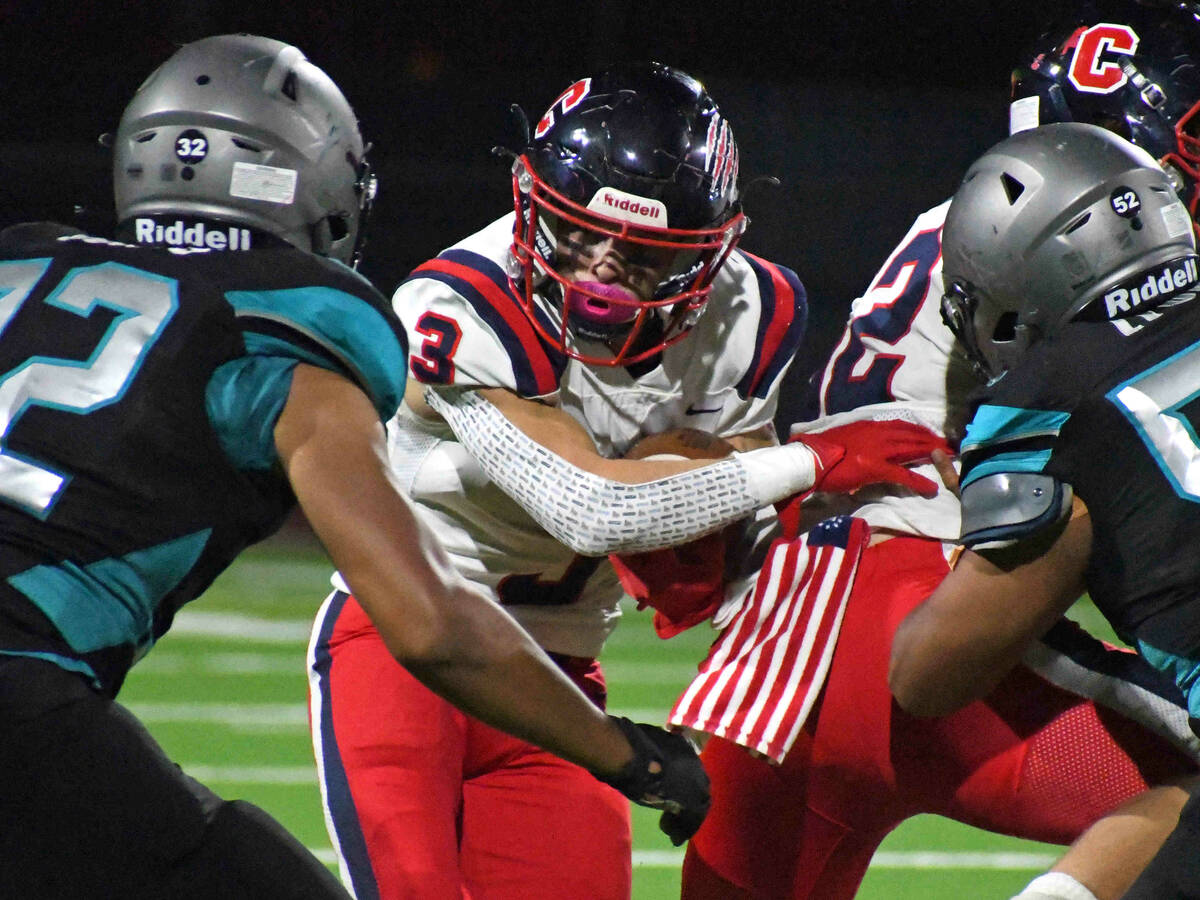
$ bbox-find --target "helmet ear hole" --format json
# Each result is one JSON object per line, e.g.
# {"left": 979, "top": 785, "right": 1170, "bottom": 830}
{"left": 327, "top": 215, "right": 350, "bottom": 242}
{"left": 993, "top": 311, "right": 1019, "bottom": 343}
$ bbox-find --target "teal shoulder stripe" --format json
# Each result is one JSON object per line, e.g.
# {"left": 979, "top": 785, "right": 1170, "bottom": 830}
{"left": 961, "top": 405, "right": 1071, "bottom": 454}
{"left": 8, "top": 529, "right": 212, "bottom": 655}
{"left": 225, "top": 287, "right": 406, "bottom": 420}
{"left": 960, "top": 448, "right": 1054, "bottom": 488}
{"left": 0, "top": 648, "right": 99, "bottom": 686}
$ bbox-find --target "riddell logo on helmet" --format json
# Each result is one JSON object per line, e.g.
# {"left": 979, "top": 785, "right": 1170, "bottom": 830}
{"left": 1103, "top": 256, "right": 1199, "bottom": 317}
{"left": 133, "top": 218, "right": 252, "bottom": 251}
{"left": 587, "top": 188, "right": 668, "bottom": 227}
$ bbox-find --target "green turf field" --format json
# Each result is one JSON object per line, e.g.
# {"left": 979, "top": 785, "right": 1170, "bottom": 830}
{"left": 121, "top": 535, "right": 1093, "bottom": 899}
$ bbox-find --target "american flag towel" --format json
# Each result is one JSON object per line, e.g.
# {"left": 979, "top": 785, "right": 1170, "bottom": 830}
{"left": 669, "top": 516, "right": 870, "bottom": 763}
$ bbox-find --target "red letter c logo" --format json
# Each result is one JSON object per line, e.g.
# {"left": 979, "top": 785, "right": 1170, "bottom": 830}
{"left": 1068, "top": 23, "right": 1139, "bottom": 94}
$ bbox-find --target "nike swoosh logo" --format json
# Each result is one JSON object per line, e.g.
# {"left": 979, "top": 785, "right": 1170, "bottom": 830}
{"left": 686, "top": 404, "right": 723, "bottom": 415}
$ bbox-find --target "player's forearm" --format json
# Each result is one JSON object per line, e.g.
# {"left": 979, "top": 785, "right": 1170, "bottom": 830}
{"left": 312, "top": 471, "right": 637, "bottom": 775}
{"left": 427, "top": 386, "right": 817, "bottom": 554}
{"left": 393, "top": 588, "right": 635, "bottom": 776}
{"left": 888, "top": 592, "right": 1019, "bottom": 716}
{"left": 890, "top": 524, "right": 1090, "bottom": 716}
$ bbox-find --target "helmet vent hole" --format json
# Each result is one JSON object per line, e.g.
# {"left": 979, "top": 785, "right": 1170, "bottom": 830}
{"left": 993, "top": 311, "right": 1019, "bottom": 343}
{"left": 195, "top": 75, "right": 210, "bottom": 86}
{"left": 231, "top": 138, "right": 262, "bottom": 152}
{"left": 281, "top": 72, "right": 299, "bottom": 101}
{"left": 1001, "top": 172, "right": 1026, "bottom": 205}
{"left": 1063, "top": 212, "right": 1091, "bottom": 234}
{"left": 136, "top": 133, "right": 156, "bottom": 144}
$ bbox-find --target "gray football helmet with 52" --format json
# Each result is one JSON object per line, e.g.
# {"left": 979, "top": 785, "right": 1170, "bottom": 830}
{"left": 941, "top": 122, "right": 1198, "bottom": 380}
{"left": 113, "top": 34, "right": 376, "bottom": 266}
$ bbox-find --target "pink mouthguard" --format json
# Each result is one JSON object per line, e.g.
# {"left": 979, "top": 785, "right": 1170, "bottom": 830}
{"left": 564, "top": 281, "right": 641, "bottom": 326}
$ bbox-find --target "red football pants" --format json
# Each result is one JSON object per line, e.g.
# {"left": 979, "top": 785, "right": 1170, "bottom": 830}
{"left": 681, "top": 536, "right": 1196, "bottom": 900}
{"left": 309, "top": 591, "right": 632, "bottom": 900}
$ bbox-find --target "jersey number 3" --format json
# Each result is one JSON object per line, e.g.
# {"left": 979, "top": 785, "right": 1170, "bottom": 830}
{"left": 0, "top": 260, "right": 176, "bottom": 517}
{"left": 410, "top": 312, "right": 462, "bottom": 384}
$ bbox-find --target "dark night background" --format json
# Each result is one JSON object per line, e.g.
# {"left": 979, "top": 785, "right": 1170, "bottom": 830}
{"left": 0, "top": 1, "right": 1059, "bottom": 424}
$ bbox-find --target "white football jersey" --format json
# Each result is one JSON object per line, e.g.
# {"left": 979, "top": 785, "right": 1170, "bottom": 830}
{"left": 804, "top": 200, "right": 973, "bottom": 542}
{"left": 380, "top": 213, "right": 806, "bottom": 657}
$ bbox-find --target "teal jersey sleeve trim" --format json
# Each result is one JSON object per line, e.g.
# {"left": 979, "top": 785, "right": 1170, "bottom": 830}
{"left": 224, "top": 286, "right": 406, "bottom": 421}
{"left": 0, "top": 649, "right": 99, "bottom": 688}
{"left": 207, "top": 356, "right": 297, "bottom": 471}
{"left": 960, "top": 448, "right": 1054, "bottom": 488}
{"left": 243, "top": 332, "right": 330, "bottom": 371}
{"left": 961, "top": 405, "right": 1071, "bottom": 453}
{"left": 1137, "top": 640, "right": 1200, "bottom": 719}
{"left": 7, "top": 529, "right": 212, "bottom": 656}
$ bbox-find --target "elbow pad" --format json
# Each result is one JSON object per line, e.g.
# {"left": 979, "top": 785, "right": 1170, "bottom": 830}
{"left": 425, "top": 387, "right": 816, "bottom": 555}
{"left": 959, "top": 472, "right": 1073, "bottom": 550}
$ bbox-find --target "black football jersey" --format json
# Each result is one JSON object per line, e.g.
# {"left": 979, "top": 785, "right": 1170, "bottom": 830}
{"left": 0, "top": 224, "right": 407, "bottom": 694}
{"left": 958, "top": 294, "right": 1200, "bottom": 664}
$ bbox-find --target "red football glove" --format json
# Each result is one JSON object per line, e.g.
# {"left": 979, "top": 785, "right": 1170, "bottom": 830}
{"left": 609, "top": 527, "right": 732, "bottom": 639}
{"left": 796, "top": 419, "right": 948, "bottom": 496}
{"left": 774, "top": 420, "right": 950, "bottom": 541}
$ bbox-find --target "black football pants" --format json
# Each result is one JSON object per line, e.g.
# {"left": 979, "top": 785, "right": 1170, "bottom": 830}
{"left": 0, "top": 655, "right": 350, "bottom": 899}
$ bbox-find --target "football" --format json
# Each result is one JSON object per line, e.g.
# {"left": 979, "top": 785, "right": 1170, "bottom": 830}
{"left": 624, "top": 427, "right": 736, "bottom": 461}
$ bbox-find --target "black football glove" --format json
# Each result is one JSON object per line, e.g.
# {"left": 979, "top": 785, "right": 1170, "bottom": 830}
{"left": 593, "top": 716, "right": 711, "bottom": 846}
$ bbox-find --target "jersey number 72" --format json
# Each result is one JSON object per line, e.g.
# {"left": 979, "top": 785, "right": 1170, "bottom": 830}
{"left": 0, "top": 260, "right": 176, "bottom": 517}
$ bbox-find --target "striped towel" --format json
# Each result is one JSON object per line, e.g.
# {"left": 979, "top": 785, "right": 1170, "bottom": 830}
{"left": 669, "top": 516, "right": 869, "bottom": 763}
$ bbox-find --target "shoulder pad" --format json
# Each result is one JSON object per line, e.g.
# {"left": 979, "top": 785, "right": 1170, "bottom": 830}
{"left": 0, "top": 221, "right": 83, "bottom": 251}
{"left": 225, "top": 284, "right": 408, "bottom": 422}
{"left": 959, "top": 472, "right": 1073, "bottom": 550}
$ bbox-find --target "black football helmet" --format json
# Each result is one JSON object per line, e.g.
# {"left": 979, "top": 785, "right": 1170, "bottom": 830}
{"left": 1010, "top": 0, "right": 1200, "bottom": 220}
{"left": 508, "top": 62, "right": 746, "bottom": 366}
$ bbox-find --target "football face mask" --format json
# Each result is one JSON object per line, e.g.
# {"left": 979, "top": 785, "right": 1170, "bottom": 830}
{"left": 509, "top": 155, "right": 745, "bottom": 366}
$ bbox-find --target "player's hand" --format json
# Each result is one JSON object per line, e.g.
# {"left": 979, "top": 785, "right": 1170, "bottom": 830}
{"left": 594, "top": 716, "right": 711, "bottom": 845}
{"left": 609, "top": 526, "right": 729, "bottom": 639}
{"left": 931, "top": 447, "right": 959, "bottom": 497}
{"left": 792, "top": 419, "right": 948, "bottom": 497}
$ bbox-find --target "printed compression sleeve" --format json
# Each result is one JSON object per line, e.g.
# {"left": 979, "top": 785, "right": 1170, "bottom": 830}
{"left": 425, "top": 387, "right": 817, "bottom": 555}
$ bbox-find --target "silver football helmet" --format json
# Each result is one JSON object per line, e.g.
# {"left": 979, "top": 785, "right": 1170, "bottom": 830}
{"left": 941, "top": 122, "right": 1198, "bottom": 380}
{"left": 113, "top": 34, "right": 376, "bottom": 266}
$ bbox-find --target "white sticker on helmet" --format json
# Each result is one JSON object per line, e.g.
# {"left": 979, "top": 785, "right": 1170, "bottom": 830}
{"left": 229, "top": 161, "right": 298, "bottom": 205}
{"left": 1162, "top": 201, "right": 1194, "bottom": 239}
{"left": 587, "top": 187, "right": 668, "bottom": 227}
{"left": 1009, "top": 96, "right": 1041, "bottom": 135}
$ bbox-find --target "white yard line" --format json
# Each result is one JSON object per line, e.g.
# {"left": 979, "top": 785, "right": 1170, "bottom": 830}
{"left": 302, "top": 846, "right": 1056, "bottom": 871}
{"left": 167, "top": 611, "right": 312, "bottom": 643}
{"left": 126, "top": 702, "right": 308, "bottom": 727}
{"left": 181, "top": 765, "right": 317, "bottom": 784}
{"left": 127, "top": 701, "right": 670, "bottom": 728}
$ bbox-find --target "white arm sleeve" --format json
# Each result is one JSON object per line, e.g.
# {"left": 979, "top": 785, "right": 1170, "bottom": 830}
{"left": 425, "top": 387, "right": 818, "bottom": 555}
